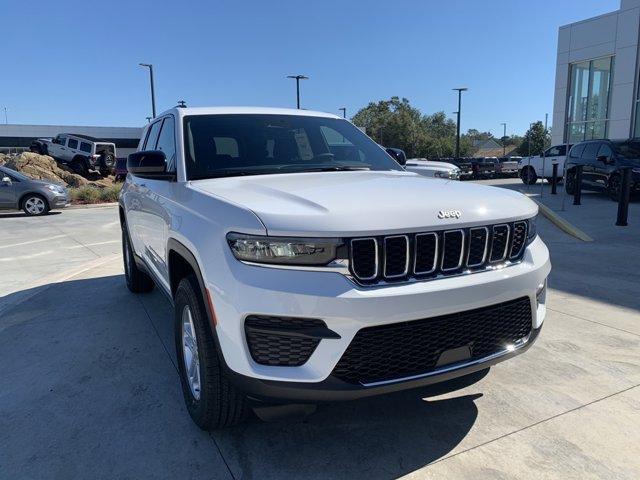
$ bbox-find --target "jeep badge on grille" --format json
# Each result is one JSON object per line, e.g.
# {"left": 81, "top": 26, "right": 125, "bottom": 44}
{"left": 438, "top": 210, "right": 462, "bottom": 219}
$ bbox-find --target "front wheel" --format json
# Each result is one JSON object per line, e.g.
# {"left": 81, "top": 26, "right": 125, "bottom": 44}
{"left": 565, "top": 170, "right": 576, "bottom": 195}
{"left": 122, "top": 227, "right": 154, "bottom": 293}
{"left": 174, "top": 275, "right": 248, "bottom": 430}
{"left": 22, "top": 194, "right": 49, "bottom": 216}
{"left": 520, "top": 166, "right": 537, "bottom": 185}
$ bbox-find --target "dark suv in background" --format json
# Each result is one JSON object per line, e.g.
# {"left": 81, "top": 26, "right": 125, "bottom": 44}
{"left": 565, "top": 139, "right": 640, "bottom": 201}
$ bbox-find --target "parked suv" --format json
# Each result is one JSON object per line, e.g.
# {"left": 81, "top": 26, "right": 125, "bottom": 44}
{"left": 31, "top": 134, "right": 117, "bottom": 177}
{"left": 564, "top": 139, "right": 640, "bottom": 200}
{"left": 519, "top": 145, "right": 571, "bottom": 185}
{"left": 119, "top": 107, "right": 550, "bottom": 430}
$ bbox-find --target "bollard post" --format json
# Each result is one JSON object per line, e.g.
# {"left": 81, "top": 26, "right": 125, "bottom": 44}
{"left": 573, "top": 165, "right": 583, "bottom": 206}
{"left": 616, "top": 167, "right": 632, "bottom": 226}
{"left": 551, "top": 163, "right": 558, "bottom": 195}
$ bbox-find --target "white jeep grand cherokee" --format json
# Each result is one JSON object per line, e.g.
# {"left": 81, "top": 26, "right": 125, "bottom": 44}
{"left": 119, "top": 107, "right": 550, "bottom": 429}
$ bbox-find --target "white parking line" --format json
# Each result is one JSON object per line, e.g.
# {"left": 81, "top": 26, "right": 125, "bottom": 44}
{"left": 64, "top": 240, "right": 121, "bottom": 250}
{"left": 0, "top": 250, "right": 53, "bottom": 262}
{"left": 0, "top": 234, "right": 67, "bottom": 250}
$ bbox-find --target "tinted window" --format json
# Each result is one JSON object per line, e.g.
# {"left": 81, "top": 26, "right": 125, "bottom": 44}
{"left": 569, "top": 143, "right": 585, "bottom": 159}
{"left": 581, "top": 142, "right": 600, "bottom": 161}
{"left": 155, "top": 117, "right": 176, "bottom": 172}
{"left": 80, "top": 142, "right": 91, "bottom": 153}
{"left": 183, "top": 114, "right": 402, "bottom": 180}
{"left": 143, "top": 121, "right": 162, "bottom": 150}
{"left": 54, "top": 135, "right": 66, "bottom": 145}
{"left": 597, "top": 143, "right": 614, "bottom": 160}
{"left": 68, "top": 138, "right": 79, "bottom": 149}
{"left": 612, "top": 140, "right": 640, "bottom": 159}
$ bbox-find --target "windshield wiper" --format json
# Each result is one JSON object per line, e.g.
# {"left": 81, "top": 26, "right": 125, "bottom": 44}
{"left": 292, "top": 165, "right": 371, "bottom": 173}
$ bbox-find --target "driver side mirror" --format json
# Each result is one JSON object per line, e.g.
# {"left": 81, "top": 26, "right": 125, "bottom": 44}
{"left": 386, "top": 148, "right": 407, "bottom": 166}
{"left": 127, "top": 150, "right": 171, "bottom": 178}
{"left": 1, "top": 176, "right": 12, "bottom": 185}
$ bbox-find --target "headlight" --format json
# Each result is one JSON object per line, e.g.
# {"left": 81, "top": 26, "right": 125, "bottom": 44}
{"left": 46, "top": 184, "right": 65, "bottom": 194}
{"left": 527, "top": 215, "right": 538, "bottom": 244}
{"left": 227, "top": 233, "right": 342, "bottom": 266}
{"left": 433, "top": 171, "right": 446, "bottom": 178}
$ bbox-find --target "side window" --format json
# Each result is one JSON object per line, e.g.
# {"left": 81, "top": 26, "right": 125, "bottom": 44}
{"left": 597, "top": 143, "right": 614, "bottom": 160}
{"left": 569, "top": 143, "right": 586, "bottom": 159}
{"left": 54, "top": 135, "right": 66, "bottom": 145}
{"left": 213, "top": 137, "right": 240, "bottom": 158}
{"left": 547, "top": 146, "right": 561, "bottom": 157}
{"left": 67, "top": 138, "right": 79, "bottom": 149}
{"left": 143, "top": 120, "right": 163, "bottom": 150}
{"left": 581, "top": 142, "right": 599, "bottom": 161}
{"left": 79, "top": 142, "right": 92, "bottom": 153}
{"left": 155, "top": 117, "right": 177, "bottom": 172}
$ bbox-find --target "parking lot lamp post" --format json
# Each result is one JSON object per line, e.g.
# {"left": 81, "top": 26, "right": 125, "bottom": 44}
{"left": 501, "top": 122, "right": 507, "bottom": 156}
{"left": 286, "top": 75, "right": 309, "bottom": 109}
{"left": 339, "top": 107, "right": 346, "bottom": 118}
{"left": 453, "top": 88, "right": 468, "bottom": 159}
{"left": 139, "top": 63, "right": 156, "bottom": 118}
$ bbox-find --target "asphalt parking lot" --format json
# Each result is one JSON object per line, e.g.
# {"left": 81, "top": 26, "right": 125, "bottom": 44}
{"left": 1, "top": 181, "right": 639, "bottom": 479}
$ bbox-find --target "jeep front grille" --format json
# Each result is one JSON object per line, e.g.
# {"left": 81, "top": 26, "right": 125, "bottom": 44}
{"left": 348, "top": 221, "right": 528, "bottom": 285}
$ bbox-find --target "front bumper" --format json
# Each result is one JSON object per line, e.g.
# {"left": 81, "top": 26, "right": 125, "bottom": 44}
{"left": 210, "top": 236, "right": 550, "bottom": 396}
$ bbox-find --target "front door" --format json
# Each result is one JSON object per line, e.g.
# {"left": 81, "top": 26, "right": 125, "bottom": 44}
{"left": 594, "top": 142, "right": 615, "bottom": 189}
{"left": 579, "top": 142, "right": 601, "bottom": 189}
{"left": 0, "top": 174, "right": 16, "bottom": 208}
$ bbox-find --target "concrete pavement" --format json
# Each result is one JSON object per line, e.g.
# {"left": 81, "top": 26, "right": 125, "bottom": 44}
{"left": 0, "top": 199, "right": 638, "bottom": 479}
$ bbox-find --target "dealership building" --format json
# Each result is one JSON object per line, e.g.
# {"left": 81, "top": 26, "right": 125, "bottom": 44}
{"left": 552, "top": 0, "right": 640, "bottom": 146}
{"left": 0, "top": 124, "right": 142, "bottom": 157}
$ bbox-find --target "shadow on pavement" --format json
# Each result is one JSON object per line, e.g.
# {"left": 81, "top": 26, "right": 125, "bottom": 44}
{"left": 0, "top": 211, "right": 62, "bottom": 219}
{"left": 1, "top": 274, "right": 485, "bottom": 479}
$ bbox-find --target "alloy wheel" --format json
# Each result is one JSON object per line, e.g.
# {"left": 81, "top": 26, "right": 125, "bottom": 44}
{"left": 181, "top": 305, "right": 201, "bottom": 400}
{"left": 24, "top": 197, "right": 46, "bottom": 215}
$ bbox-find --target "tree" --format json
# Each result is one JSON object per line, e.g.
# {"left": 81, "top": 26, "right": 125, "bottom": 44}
{"left": 517, "top": 122, "right": 550, "bottom": 156}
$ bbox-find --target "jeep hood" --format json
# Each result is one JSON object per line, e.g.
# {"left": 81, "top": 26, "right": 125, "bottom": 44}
{"left": 191, "top": 171, "right": 537, "bottom": 237}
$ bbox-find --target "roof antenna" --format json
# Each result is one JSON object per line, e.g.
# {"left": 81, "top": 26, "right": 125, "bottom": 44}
{"left": 177, "top": 100, "right": 187, "bottom": 108}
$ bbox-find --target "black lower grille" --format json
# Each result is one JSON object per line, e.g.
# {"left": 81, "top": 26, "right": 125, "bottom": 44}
{"left": 245, "top": 316, "right": 326, "bottom": 366}
{"left": 332, "top": 297, "right": 532, "bottom": 384}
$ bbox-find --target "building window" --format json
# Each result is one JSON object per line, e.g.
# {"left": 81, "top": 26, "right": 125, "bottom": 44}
{"left": 566, "top": 56, "right": 613, "bottom": 143}
{"left": 635, "top": 82, "right": 640, "bottom": 138}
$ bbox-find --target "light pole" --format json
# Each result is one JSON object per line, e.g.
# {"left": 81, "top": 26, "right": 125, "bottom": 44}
{"left": 339, "top": 107, "right": 346, "bottom": 118}
{"left": 453, "top": 88, "right": 468, "bottom": 159}
{"left": 3, "top": 107, "right": 7, "bottom": 124}
{"left": 286, "top": 75, "right": 309, "bottom": 109}
{"left": 139, "top": 63, "right": 157, "bottom": 118}
{"left": 501, "top": 122, "right": 507, "bottom": 156}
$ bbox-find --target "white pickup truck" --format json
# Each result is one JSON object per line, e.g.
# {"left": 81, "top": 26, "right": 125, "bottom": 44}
{"left": 518, "top": 145, "right": 571, "bottom": 185}
{"left": 119, "top": 106, "right": 550, "bottom": 429}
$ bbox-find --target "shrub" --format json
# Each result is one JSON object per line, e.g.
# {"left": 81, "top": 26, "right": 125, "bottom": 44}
{"left": 70, "top": 186, "right": 100, "bottom": 204}
{"left": 98, "top": 184, "right": 122, "bottom": 202}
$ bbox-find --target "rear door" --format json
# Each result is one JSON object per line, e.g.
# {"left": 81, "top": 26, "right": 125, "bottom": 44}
{"left": 580, "top": 142, "right": 601, "bottom": 189}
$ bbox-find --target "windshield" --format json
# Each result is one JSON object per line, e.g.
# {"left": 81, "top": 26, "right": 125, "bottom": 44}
{"left": 612, "top": 141, "right": 640, "bottom": 159}
{"left": 183, "top": 114, "right": 403, "bottom": 180}
{"left": 0, "top": 166, "right": 29, "bottom": 181}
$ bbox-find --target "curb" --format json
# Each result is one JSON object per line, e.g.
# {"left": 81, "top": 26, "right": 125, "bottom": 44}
{"left": 66, "top": 202, "right": 118, "bottom": 210}
{"left": 530, "top": 198, "right": 594, "bottom": 242}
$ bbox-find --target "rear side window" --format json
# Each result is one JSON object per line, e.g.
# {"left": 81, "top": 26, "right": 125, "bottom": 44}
{"left": 143, "top": 120, "right": 163, "bottom": 150}
{"left": 80, "top": 142, "right": 91, "bottom": 153}
{"left": 581, "top": 142, "right": 599, "bottom": 161}
{"left": 68, "top": 138, "right": 79, "bottom": 149}
{"left": 569, "top": 143, "right": 586, "bottom": 159}
{"left": 155, "top": 117, "right": 177, "bottom": 172}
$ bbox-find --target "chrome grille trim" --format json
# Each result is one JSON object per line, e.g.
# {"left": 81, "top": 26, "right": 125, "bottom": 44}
{"left": 441, "top": 229, "right": 465, "bottom": 272}
{"left": 490, "top": 224, "right": 510, "bottom": 263}
{"left": 413, "top": 232, "right": 438, "bottom": 275}
{"left": 383, "top": 235, "right": 410, "bottom": 279}
{"left": 350, "top": 238, "right": 378, "bottom": 281}
{"left": 466, "top": 226, "right": 489, "bottom": 267}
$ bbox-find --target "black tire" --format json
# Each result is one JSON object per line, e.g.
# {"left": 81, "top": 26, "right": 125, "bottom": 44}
{"left": 71, "top": 158, "right": 89, "bottom": 177}
{"left": 520, "top": 166, "right": 537, "bottom": 185}
{"left": 565, "top": 170, "right": 576, "bottom": 195}
{"left": 607, "top": 174, "right": 621, "bottom": 202}
{"left": 21, "top": 194, "right": 50, "bottom": 216}
{"left": 122, "top": 227, "right": 154, "bottom": 293}
{"left": 174, "top": 275, "right": 248, "bottom": 430}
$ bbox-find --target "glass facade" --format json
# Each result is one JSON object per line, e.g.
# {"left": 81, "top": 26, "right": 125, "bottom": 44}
{"left": 635, "top": 80, "right": 640, "bottom": 139}
{"left": 566, "top": 56, "right": 614, "bottom": 143}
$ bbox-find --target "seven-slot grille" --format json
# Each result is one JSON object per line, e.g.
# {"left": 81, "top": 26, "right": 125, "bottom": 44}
{"left": 348, "top": 221, "right": 528, "bottom": 284}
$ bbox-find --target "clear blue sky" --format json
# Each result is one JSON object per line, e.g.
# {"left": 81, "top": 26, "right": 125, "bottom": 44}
{"left": 2, "top": 0, "right": 620, "bottom": 135}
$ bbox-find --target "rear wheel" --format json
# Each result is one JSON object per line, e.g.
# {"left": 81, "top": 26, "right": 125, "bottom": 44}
{"left": 520, "top": 166, "right": 537, "bottom": 185}
{"left": 22, "top": 194, "right": 49, "bottom": 216}
{"left": 174, "top": 275, "right": 248, "bottom": 430}
{"left": 122, "top": 226, "right": 154, "bottom": 293}
{"left": 71, "top": 158, "right": 89, "bottom": 177}
{"left": 607, "top": 174, "right": 621, "bottom": 202}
